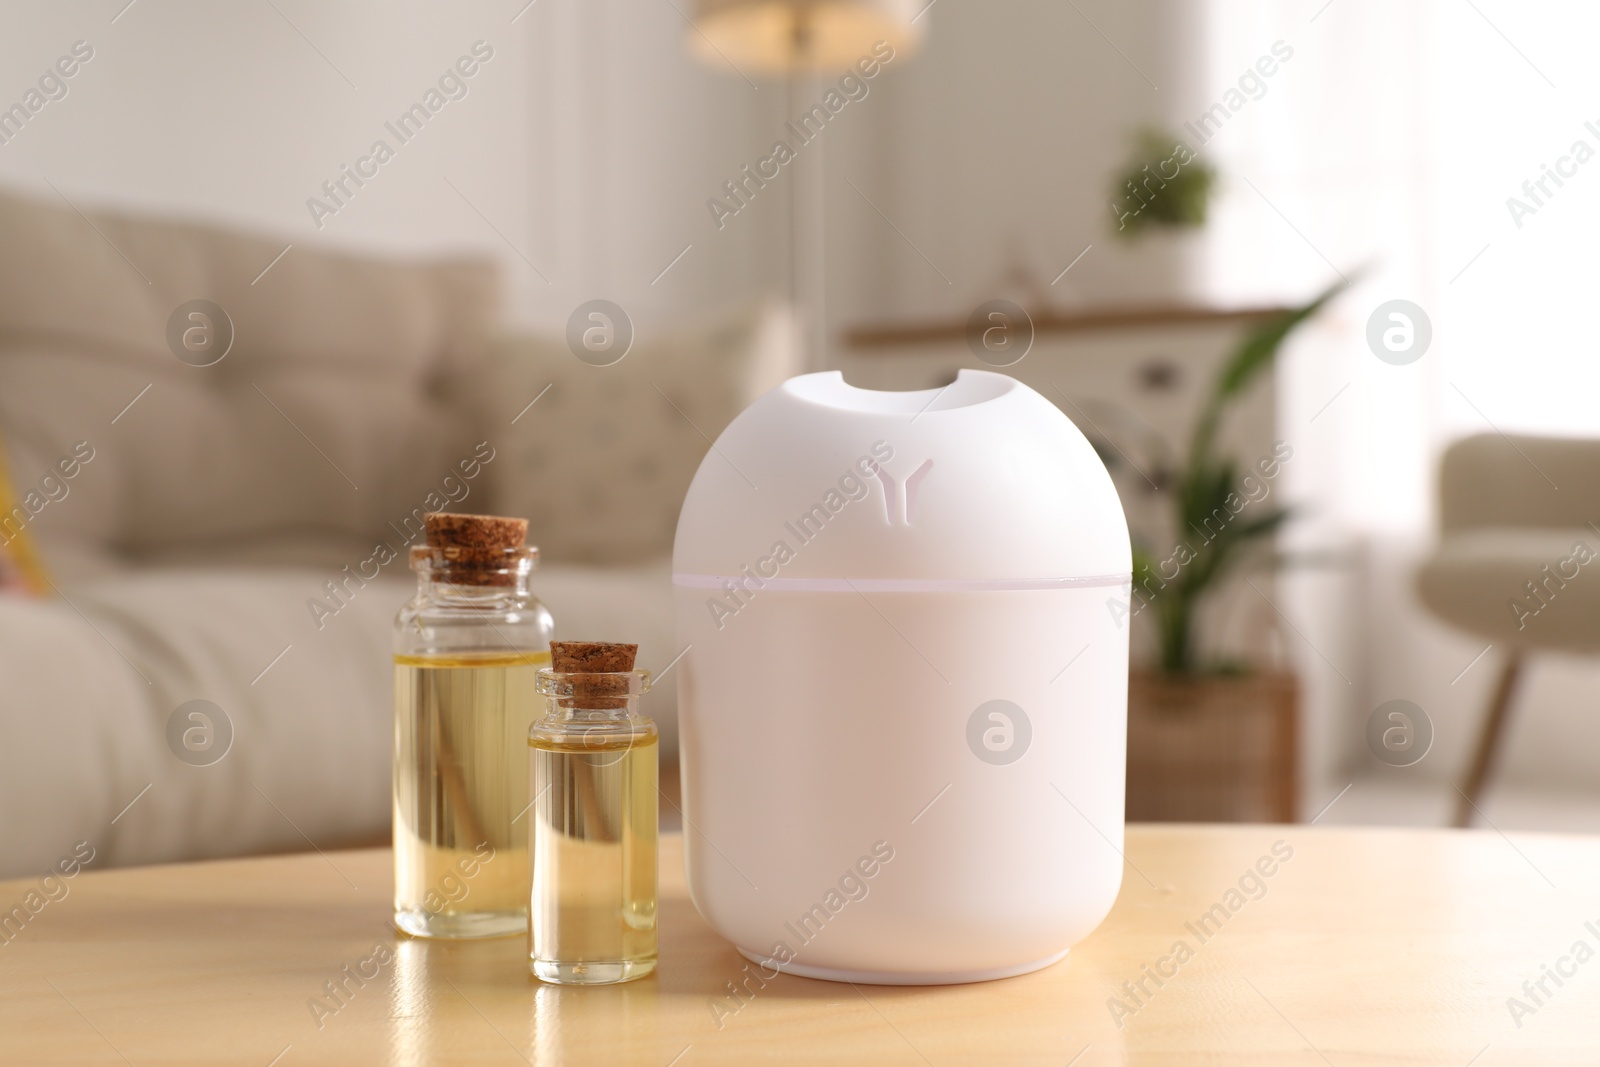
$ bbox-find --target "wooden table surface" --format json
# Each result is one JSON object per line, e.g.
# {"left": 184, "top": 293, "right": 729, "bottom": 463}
{"left": 1, "top": 826, "right": 1596, "bottom": 1065}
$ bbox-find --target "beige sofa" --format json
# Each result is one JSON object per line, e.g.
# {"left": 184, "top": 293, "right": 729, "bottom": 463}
{"left": 0, "top": 187, "right": 794, "bottom": 876}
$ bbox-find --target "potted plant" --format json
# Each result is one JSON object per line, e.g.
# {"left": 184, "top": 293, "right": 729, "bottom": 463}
{"left": 1110, "top": 126, "right": 1217, "bottom": 239}
{"left": 1121, "top": 279, "right": 1347, "bottom": 822}
{"left": 1099, "top": 126, "right": 1218, "bottom": 303}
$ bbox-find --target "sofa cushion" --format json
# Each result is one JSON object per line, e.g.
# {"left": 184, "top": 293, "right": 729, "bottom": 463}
{"left": 482, "top": 301, "right": 795, "bottom": 564}
{"left": 0, "top": 185, "right": 499, "bottom": 584}
{"left": 0, "top": 556, "right": 676, "bottom": 878}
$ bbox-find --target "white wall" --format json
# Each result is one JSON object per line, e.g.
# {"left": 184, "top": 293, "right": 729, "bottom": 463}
{"left": 819, "top": 0, "right": 1210, "bottom": 337}
{"left": 0, "top": 0, "right": 783, "bottom": 333}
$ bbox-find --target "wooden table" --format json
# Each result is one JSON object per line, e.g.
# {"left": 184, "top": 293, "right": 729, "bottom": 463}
{"left": 1, "top": 826, "right": 1596, "bottom": 1065}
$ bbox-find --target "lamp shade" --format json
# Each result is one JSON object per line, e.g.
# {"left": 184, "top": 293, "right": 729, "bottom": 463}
{"left": 690, "top": 0, "right": 923, "bottom": 75}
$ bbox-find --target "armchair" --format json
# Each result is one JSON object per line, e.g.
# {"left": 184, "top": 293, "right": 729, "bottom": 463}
{"left": 1416, "top": 433, "right": 1600, "bottom": 826}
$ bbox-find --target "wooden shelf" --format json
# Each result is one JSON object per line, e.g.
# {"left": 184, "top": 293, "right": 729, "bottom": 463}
{"left": 843, "top": 302, "right": 1292, "bottom": 351}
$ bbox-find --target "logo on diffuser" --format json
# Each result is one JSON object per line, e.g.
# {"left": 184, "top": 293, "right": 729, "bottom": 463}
{"left": 870, "top": 458, "right": 932, "bottom": 526}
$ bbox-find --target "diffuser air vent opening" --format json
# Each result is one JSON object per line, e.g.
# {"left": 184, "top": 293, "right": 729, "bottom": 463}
{"left": 785, "top": 369, "right": 1017, "bottom": 415}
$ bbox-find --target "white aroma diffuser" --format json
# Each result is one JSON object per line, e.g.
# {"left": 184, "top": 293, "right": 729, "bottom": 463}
{"left": 672, "top": 369, "right": 1131, "bottom": 984}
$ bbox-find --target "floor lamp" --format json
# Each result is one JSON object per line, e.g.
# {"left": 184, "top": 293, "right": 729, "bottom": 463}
{"left": 688, "top": 0, "right": 922, "bottom": 372}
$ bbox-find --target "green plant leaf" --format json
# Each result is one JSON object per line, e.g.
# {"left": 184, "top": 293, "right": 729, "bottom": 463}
{"left": 1218, "top": 282, "right": 1348, "bottom": 398}
{"left": 1180, "top": 460, "right": 1235, "bottom": 542}
{"left": 1228, "top": 507, "right": 1293, "bottom": 543}
{"left": 1188, "top": 276, "right": 1353, "bottom": 478}
{"left": 1184, "top": 507, "right": 1292, "bottom": 593}
{"left": 1109, "top": 126, "right": 1218, "bottom": 241}
{"left": 1147, "top": 275, "right": 1350, "bottom": 676}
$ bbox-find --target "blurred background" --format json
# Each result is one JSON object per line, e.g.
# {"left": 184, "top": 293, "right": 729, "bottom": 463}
{"left": 3, "top": 0, "right": 1599, "bottom": 875}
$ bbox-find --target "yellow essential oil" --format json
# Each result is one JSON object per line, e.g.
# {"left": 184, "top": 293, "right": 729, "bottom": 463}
{"left": 393, "top": 649, "right": 549, "bottom": 938}
{"left": 529, "top": 670, "right": 659, "bottom": 984}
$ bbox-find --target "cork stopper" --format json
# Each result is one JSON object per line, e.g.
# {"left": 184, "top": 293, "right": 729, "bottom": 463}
{"left": 421, "top": 512, "right": 531, "bottom": 586}
{"left": 551, "top": 641, "right": 638, "bottom": 709}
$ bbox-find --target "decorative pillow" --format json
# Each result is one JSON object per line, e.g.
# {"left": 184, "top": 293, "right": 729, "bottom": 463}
{"left": 481, "top": 301, "right": 796, "bottom": 565}
{"left": 0, "top": 440, "right": 50, "bottom": 596}
{"left": 0, "top": 185, "right": 499, "bottom": 582}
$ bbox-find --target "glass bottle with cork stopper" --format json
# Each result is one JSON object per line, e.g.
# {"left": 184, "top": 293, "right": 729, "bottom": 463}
{"left": 530, "top": 640, "right": 659, "bottom": 984}
{"left": 392, "top": 512, "right": 553, "bottom": 939}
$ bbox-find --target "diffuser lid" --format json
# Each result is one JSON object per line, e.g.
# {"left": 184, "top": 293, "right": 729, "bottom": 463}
{"left": 672, "top": 370, "right": 1131, "bottom": 584}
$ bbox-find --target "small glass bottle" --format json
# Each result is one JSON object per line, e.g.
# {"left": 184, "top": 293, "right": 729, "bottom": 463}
{"left": 392, "top": 518, "right": 553, "bottom": 939}
{"left": 529, "top": 664, "right": 659, "bottom": 984}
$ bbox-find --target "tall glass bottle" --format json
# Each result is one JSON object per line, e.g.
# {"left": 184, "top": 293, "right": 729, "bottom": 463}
{"left": 530, "top": 666, "right": 659, "bottom": 983}
{"left": 393, "top": 534, "right": 553, "bottom": 939}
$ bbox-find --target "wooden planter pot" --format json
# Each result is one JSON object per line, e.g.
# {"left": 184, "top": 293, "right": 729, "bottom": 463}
{"left": 1126, "top": 670, "right": 1298, "bottom": 823}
